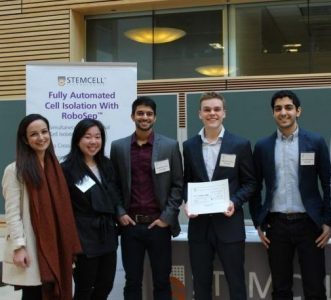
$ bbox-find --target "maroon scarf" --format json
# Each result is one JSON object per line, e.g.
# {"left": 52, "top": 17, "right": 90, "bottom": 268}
{"left": 27, "top": 153, "right": 81, "bottom": 299}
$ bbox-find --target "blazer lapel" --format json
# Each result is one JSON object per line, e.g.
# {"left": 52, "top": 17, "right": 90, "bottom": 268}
{"left": 298, "top": 128, "right": 310, "bottom": 184}
{"left": 193, "top": 135, "right": 209, "bottom": 181}
{"left": 264, "top": 132, "right": 277, "bottom": 185}
{"left": 122, "top": 136, "right": 132, "bottom": 190}
{"left": 211, "top": 130, "right": 234, "bottom": 180}
{"left": 151, "top": 133, "right": 159, "bottom": 166}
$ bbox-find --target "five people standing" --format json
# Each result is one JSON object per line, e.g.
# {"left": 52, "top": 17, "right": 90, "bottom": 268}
{"left": 2, "top": 90, "right": 331, "bottom": 300}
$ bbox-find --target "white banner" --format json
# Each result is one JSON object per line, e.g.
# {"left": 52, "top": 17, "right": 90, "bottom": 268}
{"left": 26, "top": 62, "right": 137, "bottom": 158}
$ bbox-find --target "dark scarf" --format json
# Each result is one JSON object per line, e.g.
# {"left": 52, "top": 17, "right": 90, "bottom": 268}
{"left": 27, "top": 153, "right": 82, "bottom": 299}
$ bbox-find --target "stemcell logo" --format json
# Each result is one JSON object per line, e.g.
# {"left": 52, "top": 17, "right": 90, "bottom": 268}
{"left": 58, "top": 76, "right": 66, "bottom": 86}
{"left": 57, "top": 76, "right": 106, "bottom": 86}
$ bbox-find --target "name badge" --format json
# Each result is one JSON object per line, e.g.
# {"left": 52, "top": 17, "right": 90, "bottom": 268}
{"left": 154, "top": 159, "right": 170, "bottom": 174}
{"left": 300, "top": 152, "right": 315, "bottom": 166}
{"left": 219, "top": 154, "right": 236, "bottom": 168}
{"left": 75, "top": 175, "right": 96, "bottom": 193}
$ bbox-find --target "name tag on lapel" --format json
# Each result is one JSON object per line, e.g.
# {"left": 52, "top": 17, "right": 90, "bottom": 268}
{"left": 75, "top": 175, "right": 96, "bottom": 192}
{"left": 219, "top": 154, "right": 236, "bottom": 168}
{"left": 154, "top": 159, "right": 170, "bottom": 174}
{"left": 300, "top": 152, "right": 315, "bottom": 165}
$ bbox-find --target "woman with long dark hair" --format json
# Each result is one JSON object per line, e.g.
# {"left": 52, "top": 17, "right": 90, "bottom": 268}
{"left": 61, "top": 118, "right": 119, "bottom": 300}
{"left": 1, "top": 114, "right": 81, "bottom": 300}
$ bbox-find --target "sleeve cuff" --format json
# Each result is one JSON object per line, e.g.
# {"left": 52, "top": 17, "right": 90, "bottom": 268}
{"left": 12, "top": 238, "right": 26, "bottom": 250}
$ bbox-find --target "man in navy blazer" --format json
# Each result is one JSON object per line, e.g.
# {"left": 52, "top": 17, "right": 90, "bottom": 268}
{"left": 250, "top": 90, "right": 331, "bottom": 300}
{"left": 110, "top": 96, "right": 183, "bottom": 300}
{"left": 183, "top": 92, "right": 256, "bottom": 300}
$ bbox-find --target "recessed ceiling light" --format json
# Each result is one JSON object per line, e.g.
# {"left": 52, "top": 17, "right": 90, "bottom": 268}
{"left": 282, "top": 43, "right": 302, "bottom": 48}
{"left": 209, "top": 43, "right": 224, "bottom": 50}
{"left": 195, "top": 65, "right": 226, "bottom": 76}
{"left": 285, "top": 48, "right": 299, "bottom": 53}
{"left": 124, "top": 27, "right": 186, "bottom": 44}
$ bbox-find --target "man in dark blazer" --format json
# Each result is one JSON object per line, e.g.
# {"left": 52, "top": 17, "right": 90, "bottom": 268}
{"left": 183, "top": 92, "right": 256, "bottom": 300}
{"left": 110, "top": 96, "right": 183, "bottom": 300}
{"left": 250, "top": 90, "right": 331, "bottom": 300}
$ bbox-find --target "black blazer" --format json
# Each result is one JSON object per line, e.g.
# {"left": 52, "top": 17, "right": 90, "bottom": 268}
{"left": 62, "top": 158, "right": 120, "bottom": 257}
{"left": 183, "top": 130, "right": 257, "bottom": 243}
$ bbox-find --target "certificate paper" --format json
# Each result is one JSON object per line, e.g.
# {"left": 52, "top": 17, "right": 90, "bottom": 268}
{"left": 187, "top": 179, "right": 230, "bottom": 215}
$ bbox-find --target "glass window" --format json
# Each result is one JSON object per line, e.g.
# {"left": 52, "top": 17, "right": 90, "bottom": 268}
{"left": 86, "top": 1, "right": 331, "bottom": 78}
{"left": 233, "top": 0, "right": 331, "bottom": 76}
{"left": 86, "top": 7, "right": 224, "bottom": 80}
{"left": 87, "top": 13, "right": 154, "bottom": 79}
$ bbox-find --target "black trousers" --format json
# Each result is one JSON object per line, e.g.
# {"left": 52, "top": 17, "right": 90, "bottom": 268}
{"left": 21, "top": 285, "right": 42, "bottom": 300}
{"left": 266, "top": 214, "right": 326, "bottom": 300}
{"left": 120, "top": 224, "right": 172, "bottom": 300}
{"left": 73, "top": 251, "right": 117, "bottom": 300}
{"left": 189, "top": 223, "right": 247, "bottom": 300}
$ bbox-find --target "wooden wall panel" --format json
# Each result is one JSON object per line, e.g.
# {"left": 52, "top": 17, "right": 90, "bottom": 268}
{"left": 0, "top": 0, "right": 21, "bottom": 16}
{"left": 0, "top": 0, "right": 73, "bottom": 99}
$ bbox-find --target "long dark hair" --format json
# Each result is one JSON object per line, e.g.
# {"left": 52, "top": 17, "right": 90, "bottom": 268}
{"left": 16, "top": 114, "right": 55, "bottom": 187}
{"left": 63, "top": 118, "right": 108, "bottom": 183}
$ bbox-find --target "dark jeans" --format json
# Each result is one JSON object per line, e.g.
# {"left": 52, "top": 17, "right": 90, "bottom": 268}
{"left": 266, "top": 215, "right": 326, "bottom": 300}
{"left": 121, "top": 224, "right": 172, "bottom": 300}
{"left": 21, "top": 286, "right": 42, "bottom": 300}
{"left": 73, "top": 251, "right": 117, "bottom": 300}
{"left": 189, "top": 223, "right": 247, "bottom": 300}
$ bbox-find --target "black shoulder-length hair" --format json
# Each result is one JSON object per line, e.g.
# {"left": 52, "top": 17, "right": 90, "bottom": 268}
{"left": 63, "top": 118, "right": 108, "bottom": 183}
{"left": 16, "top": 114, "right": 55, "bottom": 187}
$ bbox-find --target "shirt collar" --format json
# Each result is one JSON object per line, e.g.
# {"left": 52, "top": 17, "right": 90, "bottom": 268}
{"left": 131, "top": 131, "right": 154, "bottom": 145}
{"left": 277, "top": 126, "right": 299, "bottom": 141}
{"left": 199, "top": 126, "right": 225, "bottom": 144}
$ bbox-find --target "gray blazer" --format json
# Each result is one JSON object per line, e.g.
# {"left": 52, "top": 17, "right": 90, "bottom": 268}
{"left": 110, "top": 132, "right": 183, "bottom": 237}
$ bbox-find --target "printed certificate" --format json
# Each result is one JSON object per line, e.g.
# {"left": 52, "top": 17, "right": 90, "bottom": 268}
{"left": 187, "top": 179, "right": 230, "bottom": 215}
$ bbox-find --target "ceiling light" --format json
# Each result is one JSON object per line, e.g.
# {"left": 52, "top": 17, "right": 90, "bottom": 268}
{"left": 195, "top": 65, "right": 226, "bottom": 77}
{"left": 124, "top": 27, "right": 186, "bottom": 44}
{"left": 282, "top": 43, "right": 302, "bottom": 48}
{"left": 282, "top": 43, "right": 301, "bottom": 53}
{"left": 209, "top": 43, "right": 224, "bottom": 50}
{"left": 285, "top": 48, "right": 299, "bottom": 53}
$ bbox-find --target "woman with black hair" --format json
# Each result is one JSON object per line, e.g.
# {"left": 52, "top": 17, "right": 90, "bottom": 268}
{"left": 2, "top": 114, "right": 81, "bottom": 300}
{"left": 61, "top": 118, "right": 120, "bottom": 300}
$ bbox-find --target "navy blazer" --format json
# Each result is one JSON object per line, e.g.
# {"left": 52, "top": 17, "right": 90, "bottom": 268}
{"left": 250, "top": 128, "right": 331, "bottom": 229}
{"left": 183, "top": 130, "right": 257, "bottom": 243}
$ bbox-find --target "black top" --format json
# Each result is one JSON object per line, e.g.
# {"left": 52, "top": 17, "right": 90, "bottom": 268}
{"left": 62, "top": 158, "right": 120, "bottom": 257}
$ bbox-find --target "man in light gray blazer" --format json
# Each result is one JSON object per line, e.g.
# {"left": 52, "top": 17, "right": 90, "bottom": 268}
{"left": 110, "top": 96, "right": 183, "bottom": 300}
